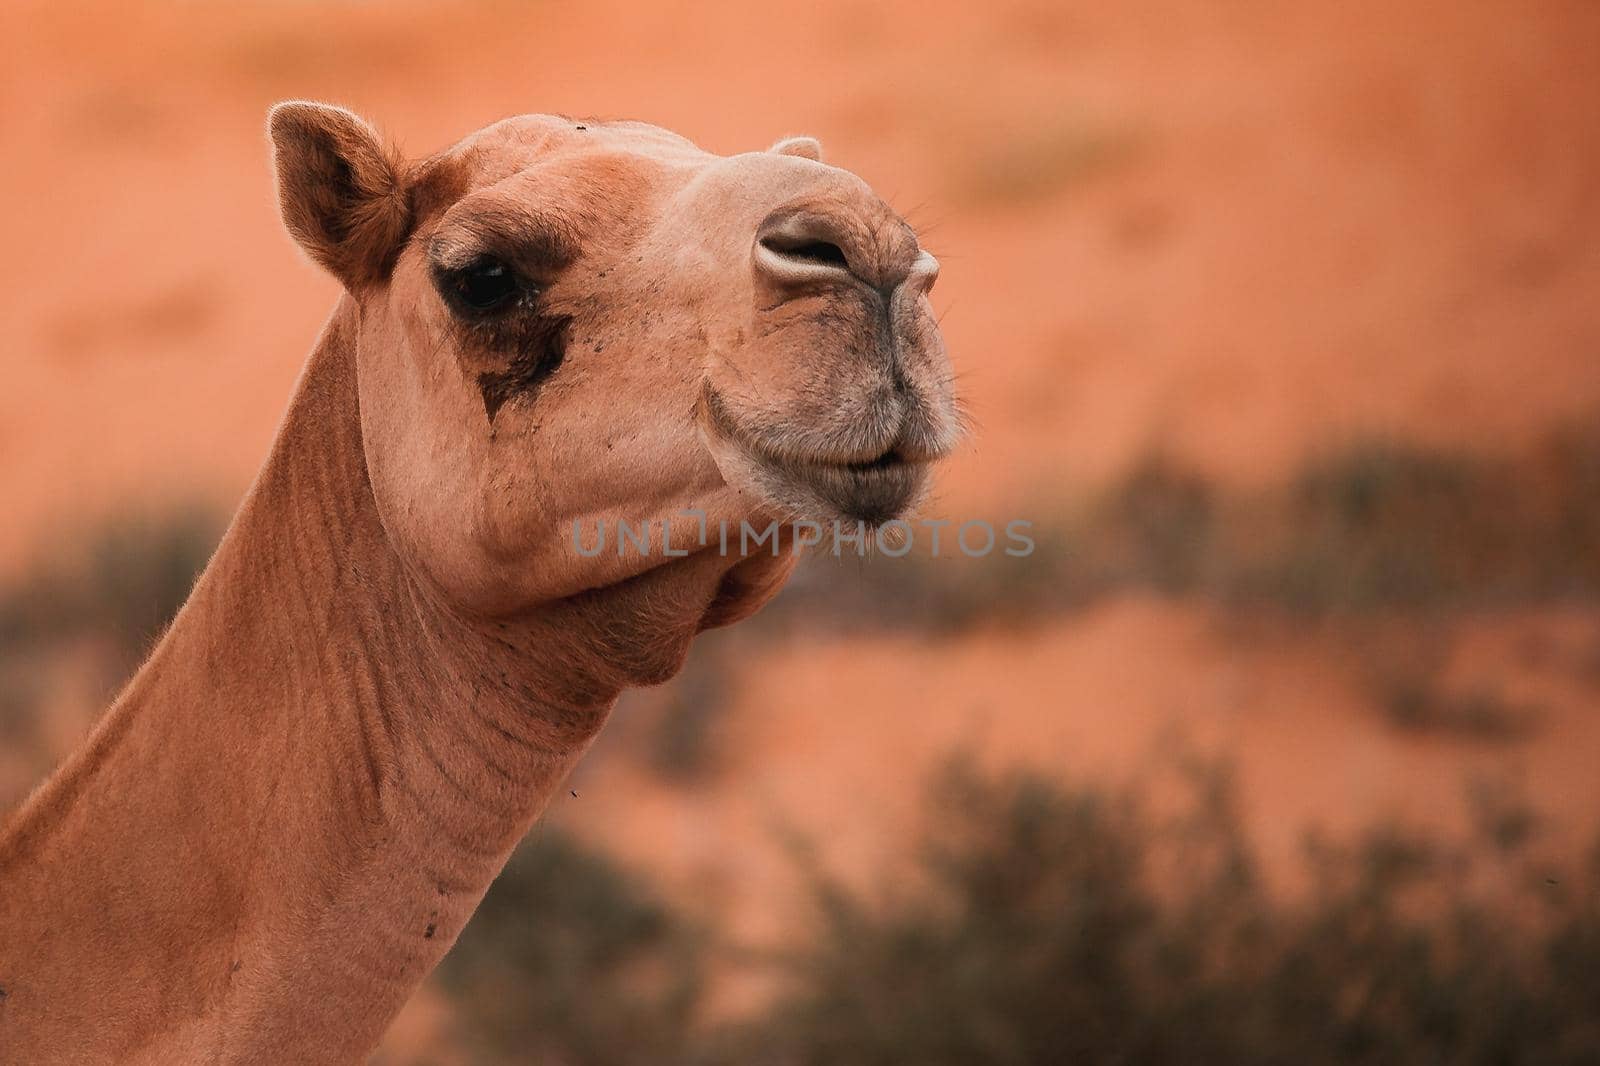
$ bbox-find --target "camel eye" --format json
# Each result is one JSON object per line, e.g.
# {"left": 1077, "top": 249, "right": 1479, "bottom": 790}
{"left": 446, "top": 256, "right": 522, "bottom": 314}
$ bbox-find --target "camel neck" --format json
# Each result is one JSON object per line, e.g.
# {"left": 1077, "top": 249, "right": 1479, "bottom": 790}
{"left": 0, "top": 299, "right": 613, "bottom": 1064}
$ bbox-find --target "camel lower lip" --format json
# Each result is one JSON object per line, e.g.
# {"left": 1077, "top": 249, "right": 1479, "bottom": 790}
{"left": 769, "top": 456, "right": 925, "bottom": 525}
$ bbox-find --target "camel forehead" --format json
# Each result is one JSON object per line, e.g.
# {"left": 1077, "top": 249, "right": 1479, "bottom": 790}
{"left": 412, "top": 115, "right": 849, "bottom": 231}
{"left": 429, "top": 115, "right": 710, "bottom": 190}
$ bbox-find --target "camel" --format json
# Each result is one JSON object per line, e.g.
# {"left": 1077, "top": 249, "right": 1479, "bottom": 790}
{"left": 0, "top": 104, "right": 956, "bottom": 1063}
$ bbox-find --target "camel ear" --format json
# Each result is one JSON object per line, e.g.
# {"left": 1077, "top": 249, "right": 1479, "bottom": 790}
{"left": 769, "top": 135, "right": 823, "bottom": 162}
{"left": 269, "top": 101, "right": 409, "bottom": 289}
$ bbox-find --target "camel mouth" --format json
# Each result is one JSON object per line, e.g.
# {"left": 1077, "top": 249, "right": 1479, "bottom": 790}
{"left": 845, "top": 448, "right": 905, "bottom": 473}
{"left": 701, "top": 388, "right": 930, "bottom": 527}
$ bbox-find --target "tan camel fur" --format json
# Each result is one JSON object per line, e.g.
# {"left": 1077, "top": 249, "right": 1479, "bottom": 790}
{"left": 0, "top": 103, "right": 957, "bottom": 1064}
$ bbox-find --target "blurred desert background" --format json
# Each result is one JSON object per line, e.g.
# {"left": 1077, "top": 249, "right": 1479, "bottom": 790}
{"left": 3, "top": 1, "right": 1600, "bottom": 1063}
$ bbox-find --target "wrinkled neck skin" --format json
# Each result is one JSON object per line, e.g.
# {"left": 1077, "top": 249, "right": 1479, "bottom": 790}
{"left": 0, "top": 299, "right": 764, "bottom": 1065}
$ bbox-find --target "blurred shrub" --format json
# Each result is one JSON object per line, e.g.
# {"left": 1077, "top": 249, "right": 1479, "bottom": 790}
{"left": 444, "top": 762, "right": 1600, "bottom": 1066}
{"left": 648, "top": 642, "right": 736, "bottom": 782}
{"left": 1242, "top": 443, "right": 1501, "bottom": 610}
{"left": 1117, "top": 426, "right": 1600, "bottom": 614}
{"left": 1353, "top": 625, "right": 1542, "bottom": 741}
{"left": 718, "top": 761, "right": 1600, "bottom": 1066}
{"left": 1098, "top": 456, "right": 1219, "bottom": 595}
{"left": 1376, "top": 675, "right": 1539, "bottom": 740}
{"left": 0, "top": 505, "right": 220, "bottom": 669}
{"left": 767, "top": 418, "right": 1600, "bottom": 633}
{"left": 762, "top": 520, "right": 1083, "bottom": 637}
{"left": 0, "top": 507, "right": 220, "bottom": 789}
{"left": 437, "top": 827, "right": 706, "bottom": 1066}
{"left": 0, "top": 658, "right": 41, "bottom": 748}
{"left": 734, "top": 762, "right": 1171, "bottom": 1066}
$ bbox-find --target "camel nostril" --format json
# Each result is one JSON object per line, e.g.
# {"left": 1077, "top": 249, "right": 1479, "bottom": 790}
{"left": 758, "top": 234, "right": 850, "bottom": 272}
{"left": 754, "top": 209, "right": 860, "bottom": 290}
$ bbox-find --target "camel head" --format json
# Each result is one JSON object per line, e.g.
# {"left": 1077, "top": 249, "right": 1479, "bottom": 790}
{"left": 268, "top": 103, "right": 959, "bottom": 618}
